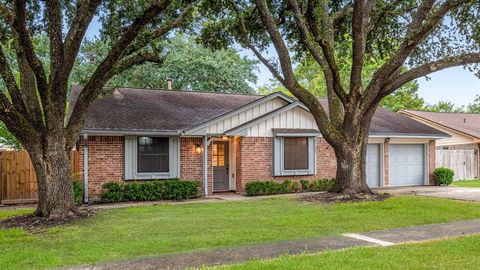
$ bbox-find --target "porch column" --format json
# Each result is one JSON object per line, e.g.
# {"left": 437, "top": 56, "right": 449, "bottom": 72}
{"left": 203, "top": 136, "right": 208, "bottom": 197}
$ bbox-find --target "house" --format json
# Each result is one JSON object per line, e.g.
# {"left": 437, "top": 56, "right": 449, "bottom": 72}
{"left": 71, "top": 86, "right": 448, "bottom": 201}
{"left": 400, "top": 110, "right": 480, "bottom": 179}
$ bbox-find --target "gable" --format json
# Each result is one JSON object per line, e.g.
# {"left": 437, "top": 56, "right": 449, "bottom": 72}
{"left": 186, "top": 96, "right": 289, "bottom": 135}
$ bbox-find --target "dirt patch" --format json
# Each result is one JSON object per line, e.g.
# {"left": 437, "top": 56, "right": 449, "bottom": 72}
{"left": 0, "top": 208, "right": 94, "bottom": 231}
{"left": 299, "top": 192, "right": 391, "bottom": 203}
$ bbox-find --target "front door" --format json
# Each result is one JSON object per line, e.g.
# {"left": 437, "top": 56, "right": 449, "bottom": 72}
{"left": 213, "top": 141, "right": 229, "bottom": 191}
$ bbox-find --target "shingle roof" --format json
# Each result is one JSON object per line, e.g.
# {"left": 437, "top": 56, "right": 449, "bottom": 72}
{"left": 401, "top": 110, "right": 480, "bottom": 139}
{"left": 70, "top": 85, "right": 447, "bottom": 137}
{"left": 70, "top": 85, "right": 262, "bottom": 132}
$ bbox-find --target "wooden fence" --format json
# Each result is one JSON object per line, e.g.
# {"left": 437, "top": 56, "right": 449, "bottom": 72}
{"left": 0, "top": 150, "right": 80, "bottom": 204}
{"left": 436, "top": 149, "right": 478, "bottom": 180}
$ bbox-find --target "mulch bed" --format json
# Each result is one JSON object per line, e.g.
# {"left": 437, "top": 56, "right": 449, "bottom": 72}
{"left": 299, "top": 192, "right": 391, "bottom": 203}
{"left": 0, "top": 208, "right": 95, "bottom": 231}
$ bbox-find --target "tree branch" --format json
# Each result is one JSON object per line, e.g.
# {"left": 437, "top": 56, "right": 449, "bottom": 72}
{"left": 64, "top": 0, "right": 102, "bottom": 75}
{"left": 304, "top": 0, "right": 347, "bottom": 104}
{"left": 255, "top": 0, "right": 342, "bottom": 142}
{"left": 350, "top": 0, "right": 367, "bottom": 95}
{"left": 229, "top": 0, "right": 286, "bottom": 85}
{"left": 383, "top": 52, "right": 480, "bottom": 95}
{"left": 12, "top": 0, "right": 49, "bottom": 97}
{"left": 113, "top": 52, "right": 164, "bottom": 75}
{"left": 287, "top": 0, "right": 343, "bottom": 128}
{"left": 364, "top": 0, "right": 465, "bottom": 105}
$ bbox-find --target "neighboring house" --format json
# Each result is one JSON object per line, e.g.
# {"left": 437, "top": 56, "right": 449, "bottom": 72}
{"left": 400, "top": 110, "right": 480, "bottom": 180}
{"left": 71, "top": 86, "right": 447, "bottom": 201}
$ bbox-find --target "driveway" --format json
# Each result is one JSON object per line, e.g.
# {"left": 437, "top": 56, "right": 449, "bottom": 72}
{"left": 375, "top": 186, "right": 480, "bottom": 202}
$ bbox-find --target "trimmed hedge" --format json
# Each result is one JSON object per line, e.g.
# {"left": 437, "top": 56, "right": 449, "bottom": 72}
{"left": 434, "top": 167, "right": 454, "bottom": 186}
{"left": 245, "top": 178, "right": 335, "bottom": 196}
{"left": 300, "top": 178, "right": 336, "bottom": 192}
{"left": 101, "top": 179, "right": 199, "bottom": 203}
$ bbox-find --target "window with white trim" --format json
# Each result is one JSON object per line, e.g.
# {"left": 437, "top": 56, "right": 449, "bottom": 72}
{"left": 124, "top": 136, "right": 179, "bottom": 180}
{"left": 137, "top": 137, "right": 169, "bottom": 173}
{"left": 273, "top": 136, "right": 316, "bottom": 176}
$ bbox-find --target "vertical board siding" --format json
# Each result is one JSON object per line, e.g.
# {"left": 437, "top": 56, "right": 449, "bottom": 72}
{"left": 247, "top": 107, "right": 317, "bottom": 137}
{"left": 436, "top": 149, "right": 478, "bottom": 180}
{"left": 206, "top": 98, "right": 287, "bottom": 134}
{"left": 0, "top": 150, "right": 80, "bottom": 204}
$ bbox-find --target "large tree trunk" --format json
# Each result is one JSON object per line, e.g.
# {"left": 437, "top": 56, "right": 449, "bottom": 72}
{"left": 26, "top": 143, "right": 76, "bottom": 217}
{"left": 331, "top": 137, "right": 373, "bottom": 194}
{"left": 329, "top": 105, "right": 377, "bottom": 195}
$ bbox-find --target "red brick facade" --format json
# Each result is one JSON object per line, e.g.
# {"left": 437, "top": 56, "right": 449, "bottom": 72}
{"left": 78, "top": 135, "right": 437, "bottom": 200}
{"left": 77, "top": 136, "right": 124, "bottom": 199}
{"left": 235, "top": 137, "right": 337, "bottom": 193}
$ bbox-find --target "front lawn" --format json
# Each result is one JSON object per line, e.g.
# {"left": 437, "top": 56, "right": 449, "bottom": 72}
{"left": 1, "top": 196, "right": 480, "bottom": 269}
{"left": 212, "top": 234, "right": 480, "bottom": 270}
{"left": 452, "top": 180, "right": 480, "bottom": 188}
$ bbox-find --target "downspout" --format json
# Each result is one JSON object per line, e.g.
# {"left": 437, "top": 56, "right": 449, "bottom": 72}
{"left": 83, "top": 133, "right": 89, "bottom": 204}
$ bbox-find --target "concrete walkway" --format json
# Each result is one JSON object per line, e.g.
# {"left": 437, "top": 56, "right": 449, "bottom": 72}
{"left": 65, "top": 218, "right": 480, "bottom": 270}
{"left": 375, "top": 186, "right": 480, "bottom": 202}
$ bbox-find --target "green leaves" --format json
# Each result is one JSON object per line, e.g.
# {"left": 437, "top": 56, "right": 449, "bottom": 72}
{"left": 72, "top": 33, "right": 258, "bottom": 93}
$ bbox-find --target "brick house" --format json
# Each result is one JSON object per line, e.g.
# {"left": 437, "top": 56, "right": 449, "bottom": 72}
{"left": 400, "top": 110, "right": 479, "bottom": 180}
{"left": 71, "top": 86, "right": 448, "bottom": 201}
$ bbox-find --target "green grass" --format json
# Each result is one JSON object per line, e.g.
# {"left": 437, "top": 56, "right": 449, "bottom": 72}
{"left": 0, "top": 208, "right": 33, "bottom": 220}
{"left": 452, "top": 180, "right": 480, "bottom": 188}
{"left": 1, "top": 196, "right": 480, "bottom": 269}
{"left": 211, "top": 235, "right": 480, "bottom": 270}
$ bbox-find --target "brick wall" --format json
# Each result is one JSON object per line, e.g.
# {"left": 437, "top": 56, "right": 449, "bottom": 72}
{"left": 235, "top": 137, "right": 337, "bottom": 193}
{"left": 77, "top": 136, "right": 124, "bottom": 199}
{"left": 180, "top": 137, "right": 213, "bottom": 195}
{"left": 78, "top": 136, "right": 213, "bottom": 201}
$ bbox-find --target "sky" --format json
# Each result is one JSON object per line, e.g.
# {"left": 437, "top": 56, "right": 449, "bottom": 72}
{"left": 85, "top": 19, "right": 480, "bottom": 107}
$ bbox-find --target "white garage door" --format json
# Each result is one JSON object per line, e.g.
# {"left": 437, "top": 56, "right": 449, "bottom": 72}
{"left": 389, "top": 144, "right": 425, "bottom": 186}
{"left": 366, "top": 144, "right": 381, "bottom": 187}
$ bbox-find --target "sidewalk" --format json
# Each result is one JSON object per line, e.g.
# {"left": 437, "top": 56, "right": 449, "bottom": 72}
{"left": 65, "top": 218, "right": 480, "bottom": 270}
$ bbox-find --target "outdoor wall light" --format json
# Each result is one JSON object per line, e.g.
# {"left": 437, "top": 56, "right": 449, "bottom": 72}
{"left": 195, "top": 144, "right": 203, "bottom": 154}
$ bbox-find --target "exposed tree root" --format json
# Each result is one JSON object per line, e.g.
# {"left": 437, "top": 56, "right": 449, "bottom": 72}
{"left": 299, "top": 191, "right": 391, "bottom": 203}
{"left": 0, "top": 208, "right": 94, "bottom": 231}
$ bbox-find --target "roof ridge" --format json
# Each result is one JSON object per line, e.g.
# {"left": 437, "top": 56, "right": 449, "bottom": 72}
{"left": 403, "top": 109, "right": 480, "bottom": 116}
{"left": 73, "top": 84, "right": 266, "bottom": 97}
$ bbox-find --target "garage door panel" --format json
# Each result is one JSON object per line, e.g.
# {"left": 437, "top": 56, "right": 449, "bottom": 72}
{"left": 389, "top": 144, "right": 425, "bottom": 186}
{"left": 366, "top": 144, "right": 381, "bottom": 187}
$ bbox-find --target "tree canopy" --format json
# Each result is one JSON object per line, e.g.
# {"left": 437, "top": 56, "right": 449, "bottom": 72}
{"left": 72, "top": 33, "right": 258, "bottom": 93}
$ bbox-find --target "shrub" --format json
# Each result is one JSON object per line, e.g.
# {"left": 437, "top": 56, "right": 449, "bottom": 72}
{"left": 245, "top": 180, "right": 301, "bottom": 196}
{"left": 298, "top": 179, "right": 337, "bottom": 192}
{"left": 434, "top": 167, "right": 454, "bottom": 186}
{"left": 101, "top": 182, "right": 124, "bottom": 202}
{"left": 101, "top": 179, "right": 199, "bottom": 202}
{"left": 72, "top": 180, "right": 83, "bottom": 204}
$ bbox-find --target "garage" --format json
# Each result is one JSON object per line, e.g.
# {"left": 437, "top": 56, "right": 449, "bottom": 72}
{"left": 366, "top": 144, "right": 382, "bottom": 187}
{"left": 389, "top": 144, "right": 426, "bottom": 186}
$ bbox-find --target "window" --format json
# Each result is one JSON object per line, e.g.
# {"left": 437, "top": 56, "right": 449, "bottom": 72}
{"left": 273, "top": 136, "right": 316, "bottom": 176}
{"left": 137, "top": 137, "right": 169, "bottom": 173}
{"left": 212, "top": 143, "right": 225, "bottom": 166}
{"left": 283, "top": 137, "right": 309, "bottom": 170}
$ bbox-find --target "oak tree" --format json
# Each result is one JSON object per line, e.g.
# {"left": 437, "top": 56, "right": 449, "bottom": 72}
{"left": 202, "top": 0, "right": 480, "bottom": 195}
{"left": 0, "top": 0, "right": 197, "bottom": 217}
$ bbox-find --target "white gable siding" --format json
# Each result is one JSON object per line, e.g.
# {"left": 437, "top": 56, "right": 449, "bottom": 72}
{"left": 205, "top": 98, "right": 287, "bottom": 134}
{"left": 247, "top": 107, "right": 318, "bottom": 137}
